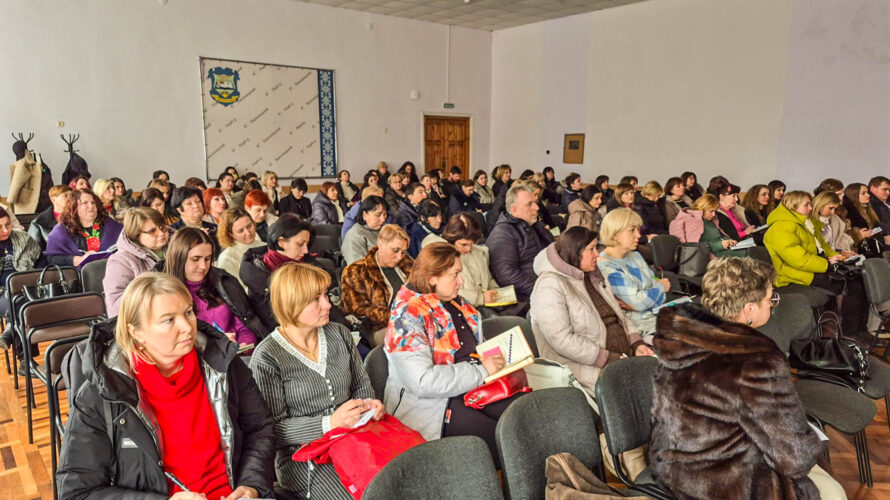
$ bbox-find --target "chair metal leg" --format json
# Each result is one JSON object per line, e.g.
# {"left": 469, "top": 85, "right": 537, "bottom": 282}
{"left": 3, "top": 347, "right": 9, "bottom": 375}
{"left": 48, "top": 382, "right": 58, "bottom": 500}
{"left": 885, "top": 396, "right": 890, "bottom": 435}
{"left": 853, "top": 430, "right": 873, "bottom": 488}
{"left": 12, "top": 343, "right": 18, "bottom": 390}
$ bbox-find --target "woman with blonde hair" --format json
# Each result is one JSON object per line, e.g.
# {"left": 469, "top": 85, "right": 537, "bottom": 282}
{"left": 492, "top": 164, "right": 513, "bottom": 199}
{"left": 104, "top": 207, "right": 169, "bottom": 316}
{"left": 383, "top": 173, "right": 405, "bottom": 218}
{"left": 92, "top": 178, "right": 122, "bottom": 220}
{"left": 596, "top": 208, "right": 669, "bottom": 335}
{"left": 57, "top": 272, "right": 275, "bottom": 499}
{"left": 765, "top": 190, "right": 869, "bottom": 342}
{"left": 650, "top": 257, "right": 845, "bottom": 499}
{"left": 811, "top": 191, "right": 855, "bottom": 252}
{"left": 217, "top": 207, "right": 266, "bottom": 288}
{"left": 670, "top": 194, "right": 745, "bottom": 258}
{"left": 250, "top": 263, "right": 381, "bottom": 498}
{"left": 261, "top": 170, "right": 281, "bottom": 215}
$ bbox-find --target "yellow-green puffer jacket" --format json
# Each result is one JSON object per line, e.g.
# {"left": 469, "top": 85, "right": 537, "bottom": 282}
{"left": 764, "top": 204, "right": 837, "bottom": 287}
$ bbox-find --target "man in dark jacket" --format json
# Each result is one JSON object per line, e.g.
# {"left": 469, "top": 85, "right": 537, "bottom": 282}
{"left": 57, "top": 316, "right": 275, "bottom": 498}
{"left": 868, "top": 176, "right": 890, "bottom": 244}
{"left": 395, "top": 183, "right": 427, "bottom": 230}
{"left": 448, "top": 180, "right": 482, "bottom": 216}
{"left": 486, "top": 182, "right": 554, "bottom": 302}
{"left": 441, "top": 166, "right": 463, "bottom": 201}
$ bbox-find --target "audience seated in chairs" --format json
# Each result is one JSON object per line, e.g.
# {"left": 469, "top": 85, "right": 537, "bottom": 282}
{"left": 342, "top": 195, "right": 388, "bottom": 265}
{"left": 165, "top": 228, "right": 268, "bottom": 349}
{"left": 29, "top": 185, "right": 70, "bottom": 250}
{"left": 104, "top": 207, "right": 169, "bottom": 316}
{"left": 486, "top": 182, "right": 554, "bottom": 303}
{"left": 0, "top": 207, "right": 45, "bottom": 352}
{"left": 812, "top": 191, "right": 855, "bottom": 253}
{"left": 384, "top": 242, "right": 526, "bottom": 460}
{"left": 56, "top": 272, "right": 275, "bottom": 499}
{"left": 311, "top": 181, "right": 345, "bottom": 225}
{"left": 243, "top": 190, "right": 278, "bottom": 242}
{"left": 250, "top": 263, "right": 383, "bottom": 499}
{"left": 670, "top": 194, "right": 746, "bottom": 258}
{"left": 764, "top": 190, "right": 870, "bottom": 343}
{"left": 45, "top": 188, "right": 123, "bottom": 268}
{"left": 217, "top": 207, "right": 266, "bottom": 290}
{"left": 650, "top": 257, "right": 846, "bottom": 499}
{"left": 341, "top": 224, "right": 414, "bottom": 346}
{"left": 278, "top": 178, "right": 312, "bottom": 220}
{"left": 408, "top": 200, "right": 443, "bottom": 258}
{"left": 430, "top": 213, "right": 527, "bottom": 318}
{"left": 531, "top": 226, "right": 653, "bottom": 397}
{"left": 566, "top": 185, "right": 603, "bottom": 234}
{"left": 596, "top": 208, "right": 668, "bottom": 336}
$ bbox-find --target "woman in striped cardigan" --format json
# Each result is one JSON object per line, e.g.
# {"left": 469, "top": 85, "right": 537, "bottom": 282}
{"left": 250, "top": 263, "right": 382, "bottom": 499}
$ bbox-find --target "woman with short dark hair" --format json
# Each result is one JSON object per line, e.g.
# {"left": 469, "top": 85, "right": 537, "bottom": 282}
{"left": 566, "top": 184, "right": 603, "bottom": 233}
{"left": 681, "top": 171, "right": 704, "bottom": 201}
{"left": 311, "top": 181, "right": 345, "bottom": 225}
{"left": 342, "top": 195, "right": 389, "bottom": 264}
{"left": 279, "top": 178, "right": 312, "bottom": 219}
{"left": 531, "top": 226, "right": 652, "bottom": 396}
{"left": 650, "top": 257, "right": 845, "bottom": 499}
{"left": 407, "top": 200, "right": 443, "bottom": 258}
{"left": 46, "top": 189, "right": 123, "bottom": 267}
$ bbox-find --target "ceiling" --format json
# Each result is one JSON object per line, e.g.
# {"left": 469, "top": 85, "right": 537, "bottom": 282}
{"left": 296, "top": 0, "right": 649, "bottom": 31}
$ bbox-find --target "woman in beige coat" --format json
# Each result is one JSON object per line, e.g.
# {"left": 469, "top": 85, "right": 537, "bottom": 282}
{"left": 566, "top": 185, "right": 603, "bottom": 233}
{"left": 530, "top": 226, "right": 654, "bottom": 395}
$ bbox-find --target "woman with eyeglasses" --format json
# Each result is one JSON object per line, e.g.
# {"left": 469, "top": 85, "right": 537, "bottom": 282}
{"left": 650, "top": 257, "right": 845, "bottom": 499}
{"left": 45, "top": 189, "right": 123, "bottom": 268}
{"left": 104, "top": 208, "right": 170, "bottom": 316}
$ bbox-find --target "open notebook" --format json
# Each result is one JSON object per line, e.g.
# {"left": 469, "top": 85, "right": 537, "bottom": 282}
{"left": 476, "top": 325, "right": 535, "bottom": 382}
{"left": 484, "top": 285, "right": 518, "bottom": 307}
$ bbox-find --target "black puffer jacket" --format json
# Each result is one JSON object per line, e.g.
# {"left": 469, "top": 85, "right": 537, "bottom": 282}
{"left": 635, "top": 197, "right": 669, "bottom": 236}
{"left": 215, "top": 269, "right": 272, "bottom": 341}
{"left": 56, "top": 319, "right": 275, "bottom": 499}
{"left": 486, "top": 212, "right": 553, "bottom": 302}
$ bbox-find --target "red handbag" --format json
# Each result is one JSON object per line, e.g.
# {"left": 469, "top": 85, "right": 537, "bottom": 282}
{"left": 463, "top": 369, "right": 532, "bottom": 409}
{"left": 292, "top": 414, "right": 425, "bottom": 499}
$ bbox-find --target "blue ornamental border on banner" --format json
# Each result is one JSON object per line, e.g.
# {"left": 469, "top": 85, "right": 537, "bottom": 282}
{"left": 318, "top": 70, "right": 337, "bottom": 177}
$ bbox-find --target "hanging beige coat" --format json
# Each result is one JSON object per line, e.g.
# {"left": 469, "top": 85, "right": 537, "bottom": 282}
{"left": 8, "top": 150, "right": 41, "bottom": 214}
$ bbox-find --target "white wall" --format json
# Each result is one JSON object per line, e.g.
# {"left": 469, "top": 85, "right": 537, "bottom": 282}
{"left": 491, "top": 0, "right": 890, "bottom": 191}
{"left": 0, "top": 0, "right": 492, "bottom": 190}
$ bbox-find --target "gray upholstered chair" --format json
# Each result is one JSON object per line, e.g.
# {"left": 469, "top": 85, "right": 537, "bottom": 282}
{"left": 363, "top": 345, "right": 388, "bottom": 400}
{"left": 362, "top": 436, "right": 503, "bottom": 500}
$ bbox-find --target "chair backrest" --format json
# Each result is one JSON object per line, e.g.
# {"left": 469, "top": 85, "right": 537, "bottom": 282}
{"left": 649, "top": 235, "right": 681, "bottom": 272}
{"left": 81, "top": 258, "right": 109, "bottom": 295}
{"left": 594, "top": 356, "right": 658, "bottom": 455}
{"left": 46, "top": 335, "right": 87, "bottom": 380}
{"left": 313, "top": 223, "right": 341, "bottom": 241}
{"left": 22, "top": 293, "right": 106, "bottom": 339}
{"left": 746, "top": 246, "right": 773, "bottom": 265}
{"left": 465, "top": 210, "right": 488, "bottom": 237}
{"left": 362, "top": 436, "right": 503, "bottom": 500}
{"left": 496, "top": 388, "right": 602, "bottom": 500}
{"left": 757, "top": 293, "right": 816, "bottom": 353}
{"left": 6, "top": 266, "right": 81, "bottom": 296}
{"left": 61, "top": 338, "right": 90, "bottom": 405}
{"left": 863, "top": 257, "right": 890, "bottom": 306}
{"left": 310, "top": 234, "right": 339, "bottom": 254}
{"left": 482, "top": 316, "right": 538, "bottom": 357}
{"left": 363, "top": 345, "right": 388, "bottom": 399}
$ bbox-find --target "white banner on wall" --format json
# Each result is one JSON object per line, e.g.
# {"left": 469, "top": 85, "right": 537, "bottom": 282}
{"left": 200, "top": 57, "right": 337, "bottom": 180}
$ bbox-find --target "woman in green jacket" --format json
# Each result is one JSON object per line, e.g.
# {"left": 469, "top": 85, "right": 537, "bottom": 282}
{"left": 764, "top": 191, "right": 869, "bottom": 341}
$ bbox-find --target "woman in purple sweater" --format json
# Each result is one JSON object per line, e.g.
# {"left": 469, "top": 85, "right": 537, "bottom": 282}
{"left": 45, "top": 189, "right": 122, "bottom": 267}
{"left": 163, "top": 228, "right": 268, "bottom": 351}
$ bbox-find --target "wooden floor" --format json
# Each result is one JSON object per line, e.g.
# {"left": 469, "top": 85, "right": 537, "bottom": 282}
{"left": 1, "top": 350, "right": 890, "bottom": 499}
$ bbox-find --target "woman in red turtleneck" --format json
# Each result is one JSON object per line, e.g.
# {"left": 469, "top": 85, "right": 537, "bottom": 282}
{"left": 56, "top": 272, "right": 275, "bottom": 499}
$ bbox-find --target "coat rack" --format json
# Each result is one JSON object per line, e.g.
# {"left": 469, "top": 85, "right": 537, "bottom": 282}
{"left": 61, "top": 134, "right": 80, "bottom": 153}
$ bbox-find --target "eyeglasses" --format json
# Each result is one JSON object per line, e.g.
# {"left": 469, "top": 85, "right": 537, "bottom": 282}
{"left": 769, "top": 291, "right": 781, "bottom": 309}
{"left": 141, "top": 226, "right": 168, "bottom": 236}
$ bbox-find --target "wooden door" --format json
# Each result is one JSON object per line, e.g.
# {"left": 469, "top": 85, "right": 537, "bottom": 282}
{"left": 424, "top": 116, "right": 470, "bottom": 179}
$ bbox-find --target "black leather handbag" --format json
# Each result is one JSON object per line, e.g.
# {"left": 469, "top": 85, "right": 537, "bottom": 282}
{"left": 23, "top": 265, "right": 75, "bottom": 302}
{"left": 858, "top": 235, "right": 885, "bottom": 259}
{"left": 789, "top": 333, "right": 870, "bottom": 392}
{"left": 674, "top": 243, "right": 710, "bottom": 277}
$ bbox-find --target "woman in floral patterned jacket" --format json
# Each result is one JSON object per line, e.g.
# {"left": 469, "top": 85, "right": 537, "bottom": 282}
{"left": 382, "top": 242, "right": 526, "bottom": 459}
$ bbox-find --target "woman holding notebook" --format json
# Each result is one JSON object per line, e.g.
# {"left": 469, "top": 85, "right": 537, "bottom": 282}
{"left": 384, "top": 242, "right": 526, "bottom": 460}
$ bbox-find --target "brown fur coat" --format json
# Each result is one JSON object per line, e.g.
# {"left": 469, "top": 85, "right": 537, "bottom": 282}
{"left": 340, "top": 246, "right": 414, "bottom": 330}
{"left": 649, "top": 304, "right": 822, "bottom": 500}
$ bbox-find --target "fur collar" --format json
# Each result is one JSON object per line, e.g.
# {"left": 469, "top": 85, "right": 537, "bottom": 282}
{"left": 654, "top": 303, "right": 779, "bottom": 370}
